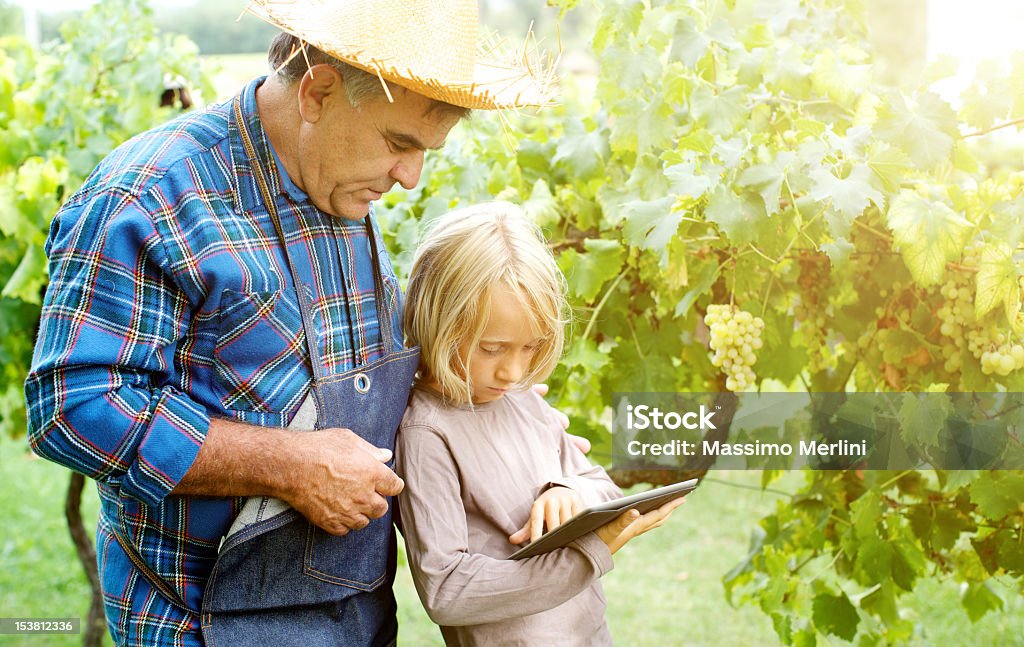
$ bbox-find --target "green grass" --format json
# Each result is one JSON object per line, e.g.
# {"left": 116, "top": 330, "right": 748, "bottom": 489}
{"left": 0, "top": 439, "right": 104, "bottom": 646}
{"left": 2, "top": 435, "right": 1021, "bottom": 646}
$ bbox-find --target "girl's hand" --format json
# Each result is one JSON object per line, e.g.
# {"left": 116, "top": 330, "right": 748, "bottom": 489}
{"left": 595, "top": 497, "right": 686, "bottom": 555}
{"left": 508, "top": 486, "right": 583, "bottom": 544}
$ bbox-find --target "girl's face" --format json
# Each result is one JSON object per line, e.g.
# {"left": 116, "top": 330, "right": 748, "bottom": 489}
{"left": 459, "top": 283, "right": 545, "bottom": 404}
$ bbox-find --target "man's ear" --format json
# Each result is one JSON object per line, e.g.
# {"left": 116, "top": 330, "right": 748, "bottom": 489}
{"left": 296, "top": 64, "right": 343, "bottom": 124}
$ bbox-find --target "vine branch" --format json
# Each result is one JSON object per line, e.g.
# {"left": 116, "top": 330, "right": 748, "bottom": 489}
{"left": 963, "top": 116, "right": 1024, "bottom": 138}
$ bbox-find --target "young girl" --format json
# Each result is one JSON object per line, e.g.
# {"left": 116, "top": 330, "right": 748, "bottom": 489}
{"left": 396, "top": 202, "right": 684, "bottom": 645}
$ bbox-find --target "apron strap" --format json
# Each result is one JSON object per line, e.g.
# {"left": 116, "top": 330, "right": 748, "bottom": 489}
{"left": 365, "top": 219, "right": 395, "bottom": 352}
{"left": 233, "top": 93, "right": 326, "bottom": 382}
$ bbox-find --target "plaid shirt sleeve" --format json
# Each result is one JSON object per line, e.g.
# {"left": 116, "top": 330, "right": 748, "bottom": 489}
{"left": 25, "top": 181, "right": 210, "bottom": 508}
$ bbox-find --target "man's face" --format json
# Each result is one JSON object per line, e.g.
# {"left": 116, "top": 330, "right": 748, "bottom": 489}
{"left": 296, "top": 78, "right": 458, "bottom": 219}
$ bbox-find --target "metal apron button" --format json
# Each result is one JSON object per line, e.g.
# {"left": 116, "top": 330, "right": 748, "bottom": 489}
{"left": 354, "top": 372, "right": 371, "bottom": 393}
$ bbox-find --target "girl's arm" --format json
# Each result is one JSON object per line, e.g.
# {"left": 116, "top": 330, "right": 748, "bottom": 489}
{"left": 396, "top": 425, "right": 614, "bottom": 627}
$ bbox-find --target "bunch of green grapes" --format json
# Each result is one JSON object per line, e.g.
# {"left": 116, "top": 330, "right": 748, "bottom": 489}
{"left": 793, "top": 252, "right": 832, "bottom": 373}
{"left": 936, "top": 271, "right": 971, "bottom": 375}
{"left": 705, "top": 304, "right": 764, "bottom": 392}
{"left": 936, "top": 250, "right": 1024, "bottom": 378}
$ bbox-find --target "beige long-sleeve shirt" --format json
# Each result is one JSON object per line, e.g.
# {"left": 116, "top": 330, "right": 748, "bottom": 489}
{"left": 396, "top": 386, "right": 623, "bottom": 646}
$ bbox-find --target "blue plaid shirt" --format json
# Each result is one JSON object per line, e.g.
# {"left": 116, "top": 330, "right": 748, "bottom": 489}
{"left": 25, "top": 77, "right": 403, "bottom": 646}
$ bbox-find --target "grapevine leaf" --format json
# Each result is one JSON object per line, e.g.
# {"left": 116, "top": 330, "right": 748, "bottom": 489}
{"left": 712, "top": 134, "right": 751, "bottom": 171}
{"left": 930, "top": 507, "right": 973, "bottom": 551}
{"left": 974, "top": 244, "right": 1019, "bottom": 321}
{"left": 756, "top": 310, "right": 806, "bottom": 384}
{"left": 705, "top": 185, "right": 770, "bottom": 247}
{"left": 961, "top": 59, "right": 1014, "bottom": 130}
{"left": 874, "top": 91, "right": 958, "bottom": 169}
{"left": 737, "top": 151, "right": 796, "bottom": 216}
{"left": 676, "top": 130, "right": 716, "bottom": 155}
{"left": 891, "top": 538, "right": 926, "bottom": 591}
{"left": 485, "top": 161, "right": 515, "bottom": 196}
{"left": 15, "top": 156, "right": 66, "bottom": 199}
{"left": 832, "top": 125, "right": 873, "bottom": 159}
{"left": 989, "top": 196, "right": 1024, "bottom": 249}
{"left": 821, "top": 237, "right": 854, "bottom": 266}
{"left": 552, "top": 122, "right": 608, "bottom": 180}
{"left": 523, "top": 179, "right": 560, "bottom": 229}
{"left": 969, "top": 472, "right": 1024, "bottom": 519}
{"left": 562, "top": 337, "right": 610, "bottom": 373}
{"left": 723, "top": 526, "right": 764, "bottom": 604}
{"left": 812, "top": 591, "right": 859, "bottom": 641}
{"left": 960, "top": 581, "right": 1004, "bottom": 623}
{"left": 516, "top": 139, "right": 554, "bottom": 176}
{"left": 898, "top": 393, "right": 951, "bottom": 449}
{"left": 766, "top": 43, "right": 812, "bottom": 95}
{"left": 621, "top": 196, "right": 680, "bottom": 250}
{"left": 665, "top": 161, "right": 712, "bottom": 200}
{"left": 795, "top": 117, "right": 827, "bottom": 139}
{"left": 792, "top": 627, "right": 816, "bottom": 647}
{"left": 953, "top": 141, "right": 981, "bottom": 174}
{"left": 856, "top": 536, "right": 892, "bottom": 582}
{"left": 1, "top": 243, "right": 48, "bottom": 304}
{"left": 886, "top": 191, "right": 971, "bottom": 287}
{"left": 997, "top": 531, "right": 1024, "bottom": 575}
{"left": 860, "top": 581, "right": 901, "bottom": 629}
{"left": 559, "top": 239, "right": 625, "bottom": 302}
{"left": 809, "top": 165, "right": 884, "bottom": 233}
{"left": 866, "top": 143, "right": 913, "bottom": 194}
{"left": 609, "top": 93, "right": 675, "bottom": 155}
{"left": 690, "top": 85, "right": 748, "bottom": 136}
{"left": 972, "top": 535, "right": 1001, "bottom": 575}
{"left": 913, "top": 505, "right": 974, "bottom": 552}
{"left": 0, "top": 183, "right": 21, "bottom": 237}
{"left": 811, "top": 48, "right": 871, "bottom": 106}
{"left": 670, "top": 15, "right": 710, "bottom": 66}
{"left": 675, "top": 260, "right": 719, "bottom": 318}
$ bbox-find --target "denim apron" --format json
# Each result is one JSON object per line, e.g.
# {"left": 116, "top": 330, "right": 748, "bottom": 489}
{"left": 198, "top": 93, "right": 419, "bottom": 646}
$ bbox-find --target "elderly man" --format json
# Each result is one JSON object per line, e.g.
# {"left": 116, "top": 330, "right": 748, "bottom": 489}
{"left": 25, "top": 1, "right": 560, "bottom": 644}
{"left": 25, "top": 0, "right": 694, "bottom": 643}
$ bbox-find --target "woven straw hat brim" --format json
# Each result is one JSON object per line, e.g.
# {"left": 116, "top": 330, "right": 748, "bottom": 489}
{"left": 246, "top": 0, "right": 556, "bottom": 110}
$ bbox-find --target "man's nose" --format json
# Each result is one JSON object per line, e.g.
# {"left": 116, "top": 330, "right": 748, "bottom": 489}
{"left": 391, "top": 149, "right": 425, "bottom": 190}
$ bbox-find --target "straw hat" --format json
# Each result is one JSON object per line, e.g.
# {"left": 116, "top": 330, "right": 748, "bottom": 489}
{"left": 245, "top": 0, "right": 557, "bottom": 110}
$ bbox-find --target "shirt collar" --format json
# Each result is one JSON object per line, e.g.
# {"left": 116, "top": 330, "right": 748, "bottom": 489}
{"left": 268, "top": 137, "right": 309, "bottom": 202}
{"left": 228, "top": 76, "right": 299, "bottom": 214}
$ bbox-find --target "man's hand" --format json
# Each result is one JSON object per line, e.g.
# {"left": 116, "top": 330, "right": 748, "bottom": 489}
{"left": 279, "top": 428, "right": 404, "bottom": 536}
{"left": 508, "top": 486, "right": 583, "bottom": 545}
{"left": 171, "top": 418, "right": 403, "bottom": 536}
{"left": 532, "top": 383, "right": 591, "bottom": 454}
{"left": 595, "top": 497, "right": 686, "bottom": 555}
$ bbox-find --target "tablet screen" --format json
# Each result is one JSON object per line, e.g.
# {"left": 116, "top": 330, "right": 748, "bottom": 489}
{"left": 509, "top": 478, "right": 699, "bottom": 560}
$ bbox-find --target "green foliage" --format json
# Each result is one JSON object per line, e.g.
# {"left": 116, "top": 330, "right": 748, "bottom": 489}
{"left": 377, "top": 0, "right": 1024, "bottom": 642}
{"left": 4, "top": 0, "right": 1022, "bottom": 642}
{"left": 0, "top": 2, "right": 21, "bottom": 38}
{"left": 0, "top": 0, "right": 211, "bottom": 439}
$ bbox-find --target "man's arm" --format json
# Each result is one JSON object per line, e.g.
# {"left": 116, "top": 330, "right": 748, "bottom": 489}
{"left": 171, "top": 418, "right": 403, "bottom": 535}
{"left": 27, "top": 189, "right": 215, "bottom": 508}
{"left": 27, "top": 190, "right": 397, "bottom": 535}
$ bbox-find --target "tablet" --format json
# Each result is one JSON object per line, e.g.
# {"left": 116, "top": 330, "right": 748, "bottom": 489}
{"left": 509, "top": 478, "right": 699, "bottom": 560}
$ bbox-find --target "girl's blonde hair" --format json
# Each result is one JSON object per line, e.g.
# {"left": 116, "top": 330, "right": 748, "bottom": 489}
{"left": 404, "top": 201, "right": 569, "bottom": 405}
